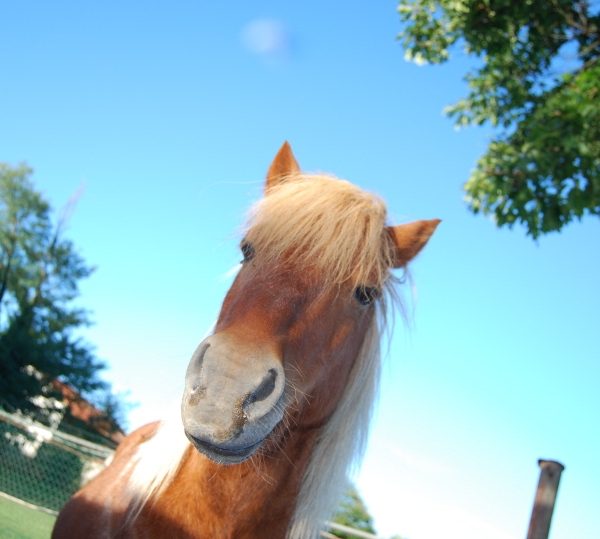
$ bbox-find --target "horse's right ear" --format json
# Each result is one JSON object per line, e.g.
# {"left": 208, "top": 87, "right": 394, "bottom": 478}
{"left": 265, "top": 141, "right": 301, "bottom": 192}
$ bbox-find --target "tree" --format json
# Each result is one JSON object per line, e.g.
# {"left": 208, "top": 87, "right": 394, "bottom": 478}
{"left": 397, "top": 0, "right": 600, "bottom": 238}
{"left": 329, "top": 485, "right": 377, "bottom": 538}
{"left": 0, "top": 163, "right": 117, "bottom": 432}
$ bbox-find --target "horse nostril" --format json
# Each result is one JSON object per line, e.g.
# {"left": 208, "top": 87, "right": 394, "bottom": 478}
{"left": 193, "top": 342, "right": 211, "bottom": 368}
{"left": 243, "top": 368, "right": 277, "bottom": 409}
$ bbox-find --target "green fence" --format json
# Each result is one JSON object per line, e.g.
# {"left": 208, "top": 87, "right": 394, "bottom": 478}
{"left": 0, "top": 409, "right": 114, "bottom": 513}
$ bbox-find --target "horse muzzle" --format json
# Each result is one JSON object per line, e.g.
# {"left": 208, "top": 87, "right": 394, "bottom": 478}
{"left": 181, "top": 333, "right": 286, "bottom": 464}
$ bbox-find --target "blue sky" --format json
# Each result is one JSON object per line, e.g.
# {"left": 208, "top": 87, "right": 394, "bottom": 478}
{"left": 2, "top": 2, "right": 599, "bottom": 538}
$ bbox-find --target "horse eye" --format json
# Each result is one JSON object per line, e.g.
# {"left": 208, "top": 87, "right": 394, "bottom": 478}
{"left": 354, "top": 286, "right": 380, "bottom": 306}
{"left": 240, "top": 242, "right": 255, "bottom": 263}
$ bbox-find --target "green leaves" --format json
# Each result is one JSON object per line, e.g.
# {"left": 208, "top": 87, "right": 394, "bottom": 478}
{"left": 329, "top": 485, "right": 377, "bottom": 539}
{"left": 398, "top": 0, "right": 600, "bottom": 237}
{"left": 398, "top": 0, "right": 460, "bottom": 64}
{"left": 463, "top": 64, "right": 600, "bottom": 236}
{"left": 0, "top": 164, "right": 124, "bottom": 437}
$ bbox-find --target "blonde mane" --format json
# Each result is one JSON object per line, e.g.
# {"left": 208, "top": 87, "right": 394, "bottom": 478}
{"left": 247, "top": 174, "right": 399, "bottom": 291}
{"left": 287, "top": 315, "right": 382, "bottom": 539}
{"left": 126, "top": 173, "right": 402, "bottom": 537}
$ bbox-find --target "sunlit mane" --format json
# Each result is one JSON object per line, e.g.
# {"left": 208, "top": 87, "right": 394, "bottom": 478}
{"left": 125, "top": 172, "right": 401, "bottom": 537}
{"left": 287, "top": 316, "right": 381, "bottom": 539}
{"left": 246, "top": 174, "right": 398, "bottom": 291}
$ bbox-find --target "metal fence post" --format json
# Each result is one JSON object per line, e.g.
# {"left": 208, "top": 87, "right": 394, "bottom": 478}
{"left": 526, "top": 459, "right": 565, "bottom": 539}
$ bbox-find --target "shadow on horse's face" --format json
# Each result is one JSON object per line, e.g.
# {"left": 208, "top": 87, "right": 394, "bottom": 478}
{"left": 181, "top": 255, "right": 375, "bottom": 465}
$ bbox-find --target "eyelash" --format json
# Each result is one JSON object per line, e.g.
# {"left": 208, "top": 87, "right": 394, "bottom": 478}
{"left": 240, "top": 242, "right": 255, "bottom": 263}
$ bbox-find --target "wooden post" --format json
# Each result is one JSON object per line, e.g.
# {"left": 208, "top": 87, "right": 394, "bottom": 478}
{"left": 526, "top": 459, "right": 565, "bottom": 539}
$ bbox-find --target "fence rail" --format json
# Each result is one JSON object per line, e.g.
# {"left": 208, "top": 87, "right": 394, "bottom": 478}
{"left": 323, "top": 521, "right": 385, "bottom": 539}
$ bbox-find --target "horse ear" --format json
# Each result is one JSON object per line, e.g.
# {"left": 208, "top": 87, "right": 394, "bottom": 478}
{"left": 386, "top": 219, "right": 441, "bottom": 268}
{"left": 265, "top": 141, "right": 301, "bottom": 192}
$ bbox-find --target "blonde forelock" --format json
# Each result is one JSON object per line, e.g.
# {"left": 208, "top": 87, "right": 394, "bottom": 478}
{"left": 244, "top": 174, "right": 396, "bottom": 290}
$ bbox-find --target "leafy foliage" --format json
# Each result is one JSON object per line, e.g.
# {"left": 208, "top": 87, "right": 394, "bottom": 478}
{"left": 0, "top": 163, "right": 122, "bottom": 436}
{"left": 398, "top": 0, "right": 600, "bottom": 237}
{"left": 330, "top": 485, "right": 377, "bottom": 538}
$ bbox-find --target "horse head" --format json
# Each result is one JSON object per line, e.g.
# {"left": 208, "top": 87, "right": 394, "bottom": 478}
{"left": 181, "top": 142, "right": 439, "bottom": 464}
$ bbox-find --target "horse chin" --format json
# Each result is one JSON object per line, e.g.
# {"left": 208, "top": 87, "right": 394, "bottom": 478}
{"left": 185, "top": 432, "right": 264, "bottom": 465}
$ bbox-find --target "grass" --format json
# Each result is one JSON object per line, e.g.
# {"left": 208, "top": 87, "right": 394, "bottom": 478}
{"left": 0, "top": 495, "right": 56, "bottom": 539}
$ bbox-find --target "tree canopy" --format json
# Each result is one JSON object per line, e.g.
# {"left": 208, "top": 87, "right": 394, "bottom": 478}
{"left": 398, "top": 0, "right": 600, "bottom": 238}
{"left": 0, "top": 163, "right": 122, "bottom": 438}
{"left": 329, "top": 485, "right": 377, "bottom": 538}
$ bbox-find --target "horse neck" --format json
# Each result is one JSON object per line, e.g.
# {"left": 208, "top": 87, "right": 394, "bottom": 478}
{"left": 146, "top": 426, "right": 322, "bottom": 539}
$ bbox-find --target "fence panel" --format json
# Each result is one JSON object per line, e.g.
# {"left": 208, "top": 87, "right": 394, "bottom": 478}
{"left": 0, "top": 409, "right": 113, "bottom": 513}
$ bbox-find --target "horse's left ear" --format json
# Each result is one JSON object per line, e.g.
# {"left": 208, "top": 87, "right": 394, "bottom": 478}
{"left": 386, "top": 219, "right": 441, "bottom": 268}
{"left": 265, "top": 141, "right": 301, "bottom": 192}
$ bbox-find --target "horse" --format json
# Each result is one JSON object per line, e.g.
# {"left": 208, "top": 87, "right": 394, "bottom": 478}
{"left": 52, "top": 142, "right": 439, "bottom": 539}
